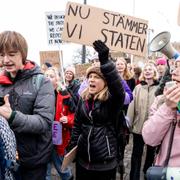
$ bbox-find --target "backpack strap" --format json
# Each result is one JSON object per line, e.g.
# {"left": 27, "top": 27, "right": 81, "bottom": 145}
{"left": 32, "top": 74, "right": 44, "bottom": 91}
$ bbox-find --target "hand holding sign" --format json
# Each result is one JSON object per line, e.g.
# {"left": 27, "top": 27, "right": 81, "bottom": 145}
{"left": 93, "top": 40, "right": 109, "bottom": 65}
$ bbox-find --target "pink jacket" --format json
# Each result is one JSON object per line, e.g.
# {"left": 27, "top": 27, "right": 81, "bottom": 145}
{"left": 142, "top": 95, "right": 180, "bottom": 167}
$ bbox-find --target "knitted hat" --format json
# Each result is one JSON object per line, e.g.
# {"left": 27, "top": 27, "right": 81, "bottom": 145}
{"left": 156, "top": 57, "right": 167, "bottom": 65}
{"left": 65, "top": 66, "right": 76, "bottom": 75}
{"left": 86, "top": 65, "right": 105, "bottom": 80}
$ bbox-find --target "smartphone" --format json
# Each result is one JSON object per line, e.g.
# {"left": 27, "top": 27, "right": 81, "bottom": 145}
{"left": 0, "top": 96, "right": 5, "bottom": 106}
{"left": 165, "top": 81, "right": 176, "bottom": 89}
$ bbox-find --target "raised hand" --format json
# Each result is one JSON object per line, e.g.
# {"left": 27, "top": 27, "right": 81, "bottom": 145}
{"left": 93, "top": 40, "right": 109, "bottom": 64}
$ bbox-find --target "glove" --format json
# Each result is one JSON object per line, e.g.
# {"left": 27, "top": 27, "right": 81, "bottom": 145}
{"left": 93, "top": 40, "right": 109, "bottom": 65}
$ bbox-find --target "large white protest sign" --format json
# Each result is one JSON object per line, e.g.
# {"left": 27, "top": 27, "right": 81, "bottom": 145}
{"left": 62, "top": 2, "right": 148, "bottom": 57}
{"left": 45, "top": 11, "right": 65, "bottom": 46}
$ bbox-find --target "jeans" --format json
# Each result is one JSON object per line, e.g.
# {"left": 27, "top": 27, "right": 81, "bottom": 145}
{"left": 46, "top": 149, "right": 72, "bottom": 180}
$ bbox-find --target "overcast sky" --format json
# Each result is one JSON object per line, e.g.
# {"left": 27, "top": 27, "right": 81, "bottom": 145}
{"left": 0, "top": 0, "right": 180, "bottom": 67}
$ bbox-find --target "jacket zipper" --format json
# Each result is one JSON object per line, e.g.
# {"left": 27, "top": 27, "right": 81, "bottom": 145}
{"left": 87, "top": 127, "right": 93, "bottom": 162}
{"left": 105, "top": 135, "right": 111, "bottom": 156}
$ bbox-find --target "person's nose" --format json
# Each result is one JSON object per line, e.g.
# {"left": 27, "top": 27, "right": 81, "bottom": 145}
{"left": 171, "top": 67, "right": 179, "bottom": 75}
{"left": 3, "top": 55, "right": 10, "bottom": 63}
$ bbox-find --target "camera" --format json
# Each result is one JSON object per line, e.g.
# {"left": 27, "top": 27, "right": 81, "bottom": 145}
{"left": 0, "top": 96, "right": 5, "bottom": 106}
{"left": 146, "top": 166, "right": 180, "bottom": 179}
{"left": 146, "top": 166, "right": 166, "bottom": 180}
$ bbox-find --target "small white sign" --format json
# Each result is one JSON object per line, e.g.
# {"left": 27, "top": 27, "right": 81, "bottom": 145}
{"left": 166, "top": 167, "right": 180, "bottom": 180}
{"left": 45, "top": 11, "right": 65, "bottom": 46}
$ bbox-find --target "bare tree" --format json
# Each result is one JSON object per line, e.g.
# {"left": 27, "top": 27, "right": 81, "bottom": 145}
{"left": 72, "top": 47, "right": 92, "bottom": 65}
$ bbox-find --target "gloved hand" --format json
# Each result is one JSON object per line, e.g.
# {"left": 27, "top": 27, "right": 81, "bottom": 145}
{"left": 93, "top": 40, "right": 109, "bottom": 65}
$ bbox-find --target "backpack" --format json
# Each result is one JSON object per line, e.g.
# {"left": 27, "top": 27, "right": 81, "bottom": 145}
{"left": 32, "top": 74, "right": 44, "bottom": 91}
{"left": 0, "top": 116, "right": 18, "bottom": 180}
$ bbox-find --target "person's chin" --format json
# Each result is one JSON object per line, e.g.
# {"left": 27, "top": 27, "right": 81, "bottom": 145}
{"left": 89, "top": 90, "right": 96, "bottom": 95}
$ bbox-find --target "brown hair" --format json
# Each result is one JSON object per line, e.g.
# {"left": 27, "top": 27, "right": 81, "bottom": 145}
{"left": 0, "top": 31, "right": 28, "bottom": 64}
{"left": 115, "top": 57, "right": 134, "bottom": 80}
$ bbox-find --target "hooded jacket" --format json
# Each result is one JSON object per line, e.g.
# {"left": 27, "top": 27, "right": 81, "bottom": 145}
{"left": 0, "top": 61, "right": 55, "bottom": 168}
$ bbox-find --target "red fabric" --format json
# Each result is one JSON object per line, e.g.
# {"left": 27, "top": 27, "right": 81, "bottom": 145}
{"left": 55, "top": 92, "right": 74, "bottom": 156}
{"left": 0, "top": 73, "right": 13, "bottom": 84}
{"left": 0, "top": 61, "right": 35, "bottom": 84}
{"left": 23, "top": 61, "right": 35, "bottom": 70}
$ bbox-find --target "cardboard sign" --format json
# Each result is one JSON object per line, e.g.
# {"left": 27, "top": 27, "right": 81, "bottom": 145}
{"left": 39, "top": 50, "right": 61, "bottom": 69}
{"left": 45, "top": 11, "right": 65, "bottom": 46}
{"left": 61, "top": 146, "right": 77, "bottom": 172}
{"left": 62, "top": 2, "right": 148, "bottom": 57}
{"left": 75, "top": 63, "right": 91, "bottom": 79}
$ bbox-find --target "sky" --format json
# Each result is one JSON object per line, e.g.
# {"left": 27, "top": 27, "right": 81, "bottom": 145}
{"left": 0, "top": 0, "right": 180, "bottom": 67}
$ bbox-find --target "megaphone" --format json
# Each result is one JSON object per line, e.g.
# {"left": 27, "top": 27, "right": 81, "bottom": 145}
{"left": 149, "top": 31, "right": 180, "bottom": 59}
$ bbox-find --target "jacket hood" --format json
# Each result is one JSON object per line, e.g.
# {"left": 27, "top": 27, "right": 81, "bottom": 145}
{"left": 0, "top": 60, "right": 42, "bottom": 85}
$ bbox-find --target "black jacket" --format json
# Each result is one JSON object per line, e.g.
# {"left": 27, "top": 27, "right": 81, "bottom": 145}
{"left": 69, "top": 60, "right": 125, "bottom": 171}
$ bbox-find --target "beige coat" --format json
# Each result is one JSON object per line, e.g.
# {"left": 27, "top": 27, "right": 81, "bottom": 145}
{"left": 127, "top": 82, "right": 158, "bottom": 134}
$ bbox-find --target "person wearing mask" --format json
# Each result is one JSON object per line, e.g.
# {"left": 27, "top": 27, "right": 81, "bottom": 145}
{"left": 0, "top": 31, "right": 55, "bottom": 180}
{"left": 127, "top": 63, "right": 159, "bottom": 180}
{"left": 142, "top": 59, "right": 180, "bottom": 168}
{"left": 45, "top": 67, "right": 74, "bottom": 180}
{"left": 68, "top": 40, "right": 125, "bottom": 180}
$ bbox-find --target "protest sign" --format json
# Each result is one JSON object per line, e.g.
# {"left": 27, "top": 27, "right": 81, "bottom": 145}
{"left": 75, "top": 63, "right": 91, "bottom": 79}
{"left": 45, "top": 11, "right": 65, "bottom": 46}
{"left": 62, "top": 2, "right": 148, "bottom": 57}
{"left": 39, "top": 50, "right": 61, "bottom": 69}
{"left": 52, "top": 121, "right": 62, "bottom": 145}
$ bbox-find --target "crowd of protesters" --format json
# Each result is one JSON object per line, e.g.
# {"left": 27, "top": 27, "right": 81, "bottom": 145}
{"left": 1, "top": 30, "right": 180, "bottom": 180}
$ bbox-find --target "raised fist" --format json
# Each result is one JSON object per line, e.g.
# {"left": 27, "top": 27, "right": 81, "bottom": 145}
{"left": 93, "top": 40, "right": 109, "bottom": 64}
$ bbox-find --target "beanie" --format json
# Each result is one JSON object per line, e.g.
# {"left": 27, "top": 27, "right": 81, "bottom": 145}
{"left": 86, "top": 65, "right": 105, "bottom": 80}
{"left": 156, "top": 57, "right": 167, "bottom": 65}
{"left": 65, "top": 66, "right": 76, "bottom": 75}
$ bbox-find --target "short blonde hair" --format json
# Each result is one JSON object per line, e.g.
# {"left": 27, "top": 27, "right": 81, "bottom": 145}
{"left": 139, "top": 63, "right": 159, "bottom": 82}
